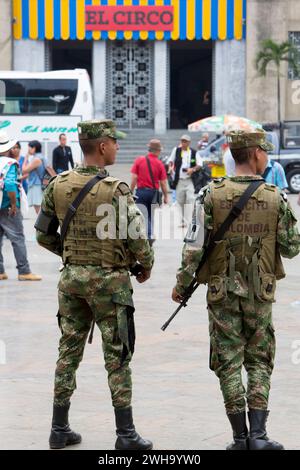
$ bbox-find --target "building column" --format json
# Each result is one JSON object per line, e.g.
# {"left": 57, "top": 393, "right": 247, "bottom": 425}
{"left": 93, "top": 41, "right": 106, "bottom": 119}
{"left": 213, "top": 40, "right": 246, "bottom": 117}
{"left": 246, "top": 0, "right": 286, "bottom": 123}
{"left": 13, "top": 40, "right": 45, "bottom": 72}
{"left": 0, "top": 0, "right": 12, "bottom": 70}
{"left": 154, "top": 41, "right": 168, "bottom": 134}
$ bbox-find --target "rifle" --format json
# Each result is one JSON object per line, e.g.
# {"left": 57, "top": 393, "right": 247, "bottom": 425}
{"left": 161, "top": 179, "right": 265, "bottom": 331}
{"left": 161, "top": 278, "right": 200, "bottom": 331}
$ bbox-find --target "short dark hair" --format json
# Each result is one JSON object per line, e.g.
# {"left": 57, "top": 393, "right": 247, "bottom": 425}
{"left": 59, "top": 133, "right": 66, "bottom": 140}
{"left": 15, "top": 142, "right": 21, "bottom": 149}
{"left": 230, "top": 146, "right": 257, "bottom": 165}
{"left": 79, "top": 137, "right": 110, "bottom": 155}
{"left": 28, "top": 140, "right": 42, "bottom": 153}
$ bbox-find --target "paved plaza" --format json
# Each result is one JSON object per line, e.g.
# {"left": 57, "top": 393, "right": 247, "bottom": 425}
{"left": 1, "top": 165, "right": 300, "bottom": 450}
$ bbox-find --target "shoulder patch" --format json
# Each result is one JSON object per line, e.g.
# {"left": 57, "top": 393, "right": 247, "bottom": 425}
{"left": 117, "top": 182, "right": 131, "bottom": 196}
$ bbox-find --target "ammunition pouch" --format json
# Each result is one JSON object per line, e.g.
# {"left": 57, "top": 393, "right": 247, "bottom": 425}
{"left": 207, "top": 275, "right": 227, "bottom": 304}
{"left": 112, "top": 291, "right": 136, "bottom": 365}
{"left": 34, "top": 209, "right": 59, "bottom": 235}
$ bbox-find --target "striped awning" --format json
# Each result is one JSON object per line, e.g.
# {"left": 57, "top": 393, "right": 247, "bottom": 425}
{"left": 13, "top": 0, "right": 246, "bottom": 41}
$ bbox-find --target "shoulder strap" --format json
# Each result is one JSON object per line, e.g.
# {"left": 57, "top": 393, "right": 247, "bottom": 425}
{"left": 263, "top": 165, "right": 273, "bottom": 181}
{"left": 195, "top": 179, "right": 265, "bottom": 276}
{"left": 60, "top": 174, "right": 107, "bottom": 243}
{"left": 145, "top": 156, "right": 156, "bottom": 189}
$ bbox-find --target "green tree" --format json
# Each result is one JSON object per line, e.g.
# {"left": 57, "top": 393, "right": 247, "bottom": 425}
{"left": 256, "top": 39, "right": 300, "bottom": 124}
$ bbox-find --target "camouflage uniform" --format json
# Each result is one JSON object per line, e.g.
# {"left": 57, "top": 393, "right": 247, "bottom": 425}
{"left": 175, "top": 132, "right": 300, "bottom": 418}
{"left": 36, "top": 121, "right": 153, "bottom": 412}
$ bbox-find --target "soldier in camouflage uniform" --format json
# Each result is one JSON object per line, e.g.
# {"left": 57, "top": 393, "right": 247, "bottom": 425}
{"left": 35, "top": 120, "right": 154, "bottom": 450}
{"left": 172, "top": 131, "right": 300, "bottom": 450}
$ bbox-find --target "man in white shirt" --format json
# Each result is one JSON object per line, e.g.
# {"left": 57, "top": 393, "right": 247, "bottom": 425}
{"left": 168, "top": 135, "right": 202, "bottom": 227}
{"left": 223, "top": 147, "right": 236, "bottom": 177}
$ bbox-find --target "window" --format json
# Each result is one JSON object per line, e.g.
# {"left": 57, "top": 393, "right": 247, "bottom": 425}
{"left": 288, "top": 32, "right": 300, "bottom": 80}
{"left": 283, "top": 122, "right": 300, "bottom": 148}
{"left": 0, "top": 79, "right": 78, "bottom": 115}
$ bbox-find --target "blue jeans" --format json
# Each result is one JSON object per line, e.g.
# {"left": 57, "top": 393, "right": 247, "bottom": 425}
{"left": 0, "top": 208, "right": 31, "bottom": 274}
{"left": 135, "top": 188, "right": 156, "bottom": 240}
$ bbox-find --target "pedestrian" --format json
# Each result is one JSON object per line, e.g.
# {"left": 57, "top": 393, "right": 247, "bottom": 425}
{"left": 22, "top": 140, "right": 46, "bottom": 214}
{"left": 130, "top": 139, "right": 168, "bottom": 243}
{"left": 197, "top": 133, "right": 209, "bottom": 150}
{"left": 10, "top": 142, "right": 28, "bottom": 193}
{"left": 52, "top": 134, "right": 74, "bottom": 174}
{"left": 35, "top": 119, "right": 154, "bottom": 450}
{"left": 168, "top": 135, "right": 202, "bottom": 227}
{"left": 223, "top": 147, "right": 236, "bottom": 177}
{"left": 225, "top": 150, "right": 289, "bottom": 191}
{"left": 172, "top": 130, "right": 300, "bottom": 450}
{"left": 263, "top": 158, "right": 288, "bottom": 190}
{"left": 0, "top": 131, "right": 41, "bottom": 281}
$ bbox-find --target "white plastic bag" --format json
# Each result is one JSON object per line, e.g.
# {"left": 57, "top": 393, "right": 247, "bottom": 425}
{"left": 20, "top": 186, "right": 29, "bottom": 217}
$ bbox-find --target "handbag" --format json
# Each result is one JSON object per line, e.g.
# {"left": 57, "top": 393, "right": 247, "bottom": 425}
{"left": 145, "top": 156, "right": 163, "bottom": 206}
{"left": 20, "top": 186, "right": 29, "bottom": 217}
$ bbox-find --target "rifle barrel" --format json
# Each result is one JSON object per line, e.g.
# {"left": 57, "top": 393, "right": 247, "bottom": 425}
{"left": 161, "top": 281, "right": 199, "bottom": 331}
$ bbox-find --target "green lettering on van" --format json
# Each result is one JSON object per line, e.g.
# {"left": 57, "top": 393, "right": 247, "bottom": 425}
{"left": 0, "top": 120, "right": 11, "bottom": 129}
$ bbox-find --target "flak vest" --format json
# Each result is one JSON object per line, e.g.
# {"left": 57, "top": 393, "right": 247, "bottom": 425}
{"left": 53, "top": 170, "right": 131, "bottom": 268}
{"left": 197, "top": 178, "right": 285, "bottom": 303}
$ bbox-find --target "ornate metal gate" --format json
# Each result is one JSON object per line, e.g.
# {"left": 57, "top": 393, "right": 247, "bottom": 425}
{"left": 106, "top": 41, "right": 154, "bottom": 129}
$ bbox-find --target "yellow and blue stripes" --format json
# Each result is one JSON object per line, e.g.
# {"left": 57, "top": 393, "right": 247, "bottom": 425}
{"left": 13, "top": 0, "right": 246, "bottom": 40}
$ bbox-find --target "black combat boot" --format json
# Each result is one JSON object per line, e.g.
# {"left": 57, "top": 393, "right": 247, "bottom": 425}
{"left": 114, "top": 406, "right": 153, "bottom": 450}
{"left": 226, "top": 411, "right": 248, "bottom": 450}
{"left": 49, "top": 403, "right": 82, "bottom": 449}
{"left": 248, "top": 409, "right": 284, "bottom": 450}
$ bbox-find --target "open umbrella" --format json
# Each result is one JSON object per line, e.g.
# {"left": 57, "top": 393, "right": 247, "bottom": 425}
{"left": 188, "top": 115, "right": 263, "bottom": 133}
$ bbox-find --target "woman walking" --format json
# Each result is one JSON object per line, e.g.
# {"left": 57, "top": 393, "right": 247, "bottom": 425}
{"left": 22, "top": 140, "right": 46, "bottom": 214}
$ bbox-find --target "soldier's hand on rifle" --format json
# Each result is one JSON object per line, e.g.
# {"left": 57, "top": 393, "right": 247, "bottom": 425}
{"left": 172, "top": 287, "right": 184, "bottom": 303}
{"left": 136, "top": 267, "right": 151, "bottom": 284}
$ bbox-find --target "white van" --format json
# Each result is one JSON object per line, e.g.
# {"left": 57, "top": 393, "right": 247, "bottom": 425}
{"left": 0, "top": 69, "right": 94, "bottom": 164}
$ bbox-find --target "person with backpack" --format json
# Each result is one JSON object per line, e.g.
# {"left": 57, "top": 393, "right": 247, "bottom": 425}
{"left": 22, "top": 140, "right": 47, "bottom": 214}
{"left": 0, "top": 131, "right": 41, "bottom": 281}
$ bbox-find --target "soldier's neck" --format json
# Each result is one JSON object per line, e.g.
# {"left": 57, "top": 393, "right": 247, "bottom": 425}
{"left": 235, "top": 164, "right": 256, "bottom": 177}
{"left": 84, "top": 155, "right": 105, "bottom": 169}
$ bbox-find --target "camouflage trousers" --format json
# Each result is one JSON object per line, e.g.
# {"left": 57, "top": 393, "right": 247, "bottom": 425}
{"left": 54, "top": 265, "right": 135, "bottom": 409}
{"left": 208, "top": 294, "right": 275, "bottom": 414}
